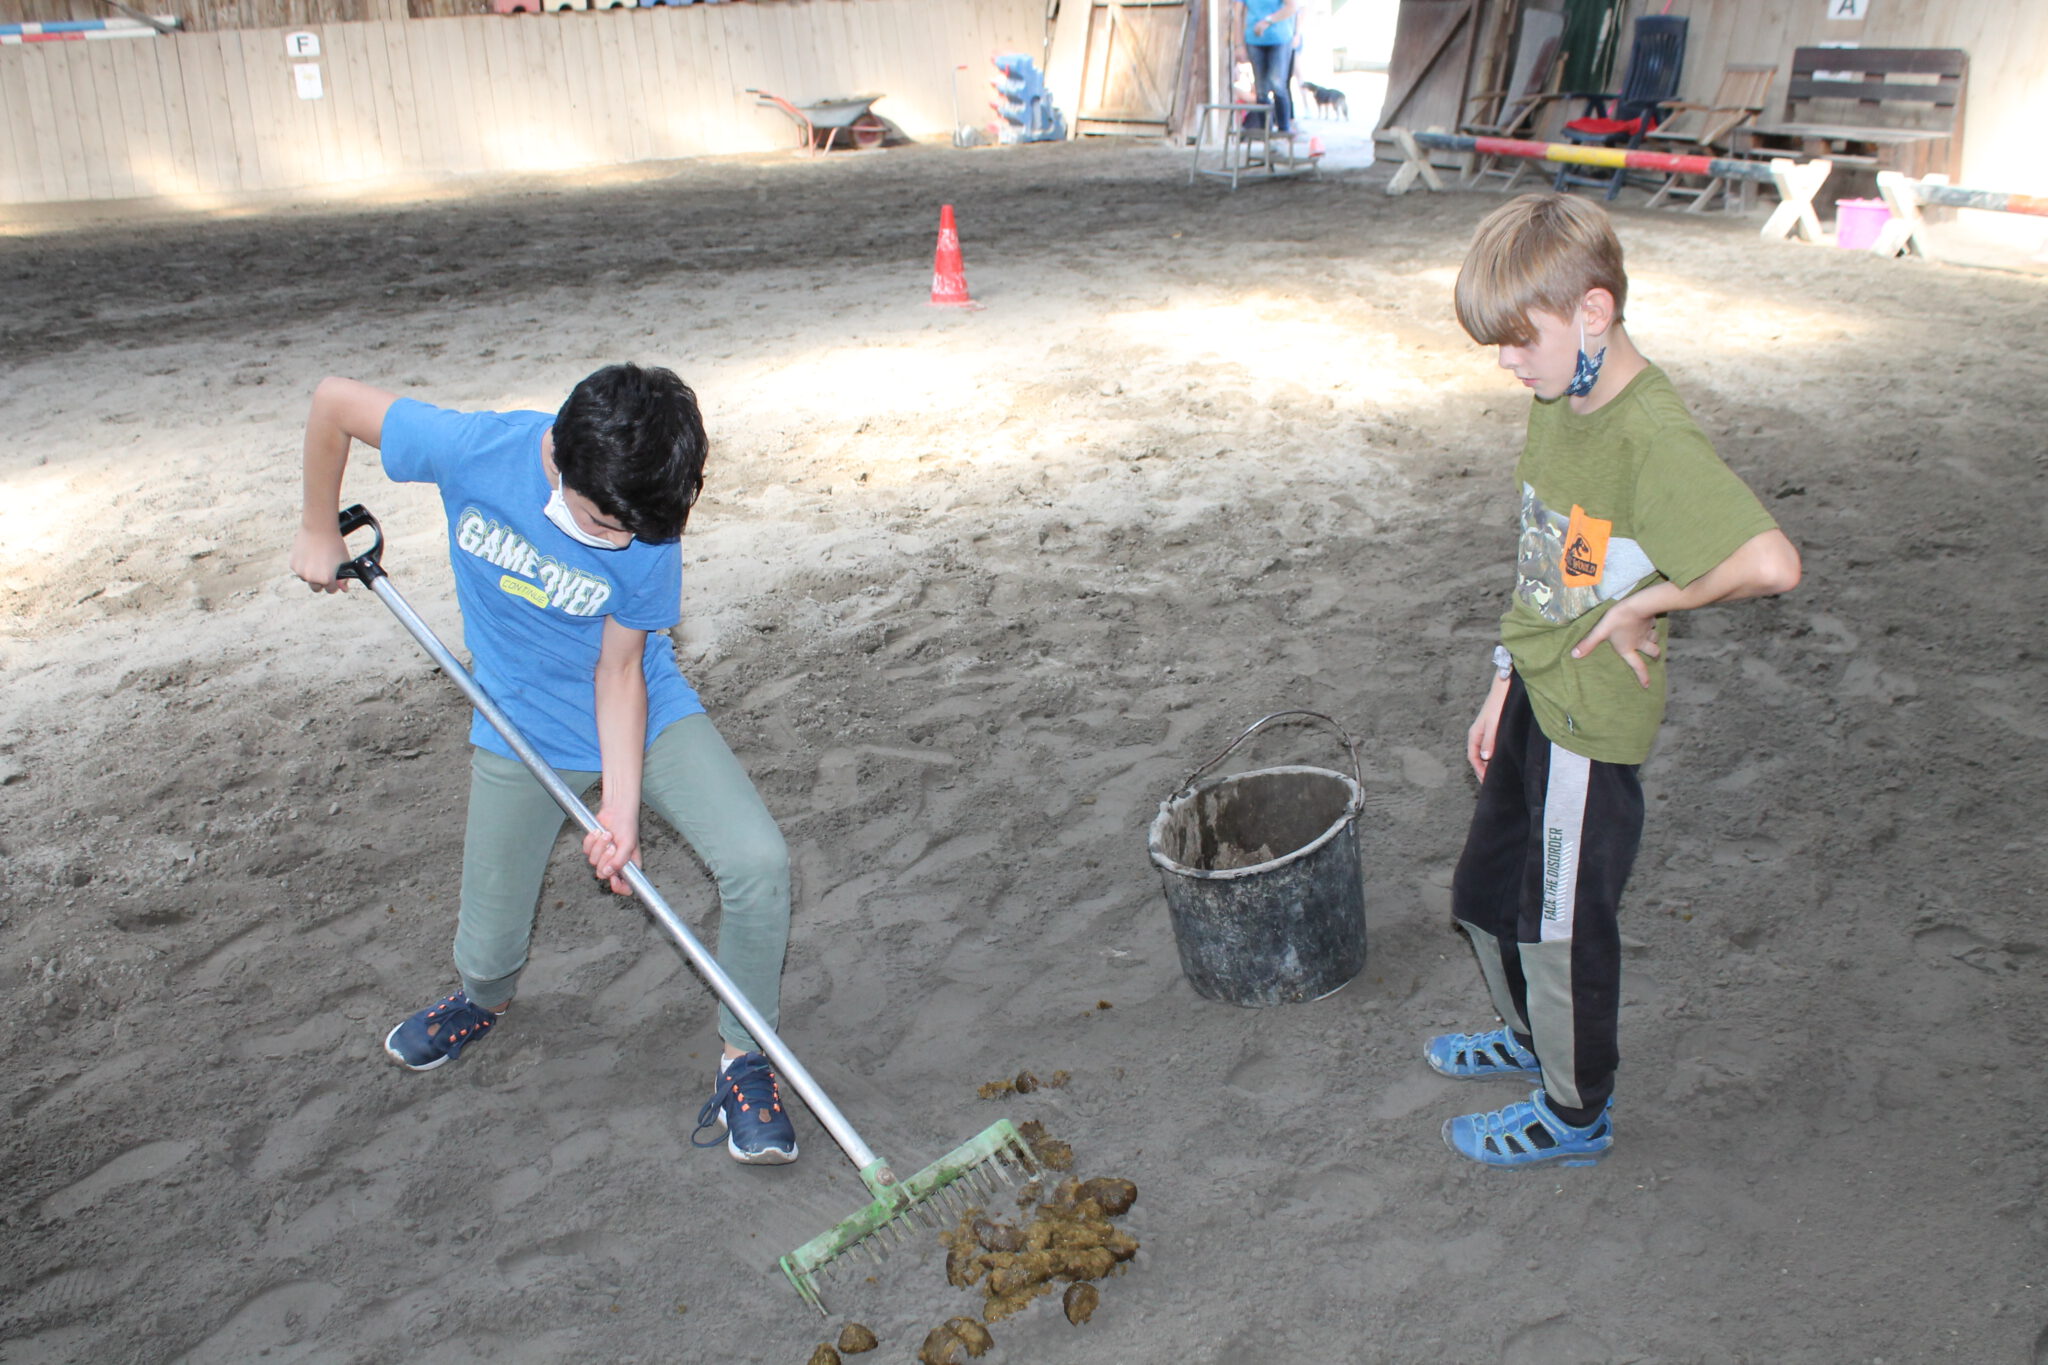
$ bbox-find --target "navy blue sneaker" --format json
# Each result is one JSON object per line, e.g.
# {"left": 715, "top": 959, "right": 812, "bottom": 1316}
{"left": 691, "top": 1052, "right": 798, "bottom": 1164}
{"left": 384, "top": 992, "right": 500, "bottom": 1071}
{"left": 1443, "top": 1089, "right": 1613, "bottom": 1168}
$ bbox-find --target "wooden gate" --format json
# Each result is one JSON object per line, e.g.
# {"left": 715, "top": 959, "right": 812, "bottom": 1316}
{"left": 1075, "top": 0, "right": 1190, "bottom": 137}
{"left": 1374, "top": 0, "right": 1483, "bottom": 142}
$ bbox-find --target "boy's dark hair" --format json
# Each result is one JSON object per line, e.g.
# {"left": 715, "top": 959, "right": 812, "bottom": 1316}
{"left": 551, "top": 363, "right": 707, "bottom": 543}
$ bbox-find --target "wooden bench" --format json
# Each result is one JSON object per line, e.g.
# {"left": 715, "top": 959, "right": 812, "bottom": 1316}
{"left": 1738, "top": 46, "right": 1967, "bottom": 182}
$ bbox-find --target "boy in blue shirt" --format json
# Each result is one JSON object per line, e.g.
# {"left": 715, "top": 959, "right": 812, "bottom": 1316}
{"left": 289, "top": 364, "right": 798, "bottom": 1164}
{"left": 1427, "top": 195, "right": 1802, "bottom": 1167}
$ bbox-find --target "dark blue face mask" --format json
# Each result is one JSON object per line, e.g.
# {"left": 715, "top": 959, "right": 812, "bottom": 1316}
{"left": 1565, "top": 321, "right": 1606, "bottom": 398}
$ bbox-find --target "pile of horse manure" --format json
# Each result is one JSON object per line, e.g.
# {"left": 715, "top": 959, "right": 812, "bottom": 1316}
{"left": 937, "top": 1167, "right": 1140, "bottom": 1327}
{"left": 1015, "top": 1119, "right": 1073, "bottom": 1171}
{"left": 916, "top": 1316, "right": 994, "bottom": 1364}
{"left": 807, "top": 1321, "right": 877, "bottom": 1362}
{"left": 976, "top": 1069, "right": 1071, "bottom": 1100}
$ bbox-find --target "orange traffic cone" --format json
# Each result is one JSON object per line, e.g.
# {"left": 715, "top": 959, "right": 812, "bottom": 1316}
{"left": 929, "top": 203, "right": 977, "bottom": 308}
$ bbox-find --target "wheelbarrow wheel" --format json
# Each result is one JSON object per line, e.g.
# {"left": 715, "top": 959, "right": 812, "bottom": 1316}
{"left": 849, "top": 114, "right": 887, "bottom": 150}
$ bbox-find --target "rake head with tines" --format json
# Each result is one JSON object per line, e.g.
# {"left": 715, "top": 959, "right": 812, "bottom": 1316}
{"left": 781, "top": 1119, "right": 1039, "bottom": 1315}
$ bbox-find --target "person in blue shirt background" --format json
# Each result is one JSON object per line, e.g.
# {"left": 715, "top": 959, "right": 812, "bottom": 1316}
{"left": 290, "top": 363, "right": 800, "bottom": 1166}
{"left": 1239, "top": 0, "right": 1302, "bottom": 132}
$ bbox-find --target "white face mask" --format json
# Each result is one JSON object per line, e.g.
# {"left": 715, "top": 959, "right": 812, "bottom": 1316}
{"left": 544, "top": 478, "right": 629, "bottom": 550}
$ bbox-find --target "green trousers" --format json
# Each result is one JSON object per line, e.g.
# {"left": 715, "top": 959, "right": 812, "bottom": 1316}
{"left": 452, "top": 712, "right": 790, "bottom": 1052}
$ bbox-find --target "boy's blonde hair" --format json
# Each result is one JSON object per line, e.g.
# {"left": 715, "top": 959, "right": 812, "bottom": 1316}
{"left": 1454, "top": 193, "right": 1628, "bottom": 347}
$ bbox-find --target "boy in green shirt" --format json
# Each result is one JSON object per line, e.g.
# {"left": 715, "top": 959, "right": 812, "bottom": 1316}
{"left": 1426, "top": 194, "right": 1802, "bottom": 1167}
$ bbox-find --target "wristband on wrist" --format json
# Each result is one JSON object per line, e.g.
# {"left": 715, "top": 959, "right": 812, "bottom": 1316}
{"left": 1492, "top": 645, "right": 1513, "bottom": 680}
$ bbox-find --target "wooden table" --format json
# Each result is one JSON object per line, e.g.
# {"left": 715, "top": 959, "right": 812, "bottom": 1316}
{"left": 1737, "top": 121, "right": 1954, "bottom": 179}
{"left": 1732, "top": 121, "right": 1956, "bottom": 229}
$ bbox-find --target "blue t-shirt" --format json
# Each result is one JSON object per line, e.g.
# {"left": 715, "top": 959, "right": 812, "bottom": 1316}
{"left": 1243, "top": 0, "right": 1295, "bottom": 47}
{"left": 379, "top": 398, "right": 704, "bottom": 771}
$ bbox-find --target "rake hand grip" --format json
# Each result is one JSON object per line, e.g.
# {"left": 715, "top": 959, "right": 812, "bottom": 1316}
{"left": 335, "top": 503, "right": 387, "bottom": 585}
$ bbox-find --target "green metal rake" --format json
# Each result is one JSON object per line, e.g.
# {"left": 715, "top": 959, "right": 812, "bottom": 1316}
{"left": 334, "top": 505, "right": 1038, "bottom": 1313}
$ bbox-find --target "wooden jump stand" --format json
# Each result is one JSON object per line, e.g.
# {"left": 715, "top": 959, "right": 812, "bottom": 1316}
{"left": 1383, "top": 128, "right": 2047, "bottom": 269}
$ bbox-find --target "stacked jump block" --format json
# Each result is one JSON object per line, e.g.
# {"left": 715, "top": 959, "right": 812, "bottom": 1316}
{"left": 991, "top": 53, "right": 1064, "bottom": 144}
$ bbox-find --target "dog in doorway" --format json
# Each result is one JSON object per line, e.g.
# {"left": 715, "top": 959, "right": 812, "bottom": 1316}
{"left": 1300, "top": 81, "right": 1349, "bottom": 121}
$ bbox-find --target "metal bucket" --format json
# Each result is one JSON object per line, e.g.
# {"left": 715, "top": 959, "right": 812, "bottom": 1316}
{"left": 1147, "top": 711, "right": 1367, "bottom": 1007}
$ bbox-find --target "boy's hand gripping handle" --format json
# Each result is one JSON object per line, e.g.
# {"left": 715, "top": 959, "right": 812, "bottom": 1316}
{"left": 334, "top": 504, "right": 388, "bottom": 585}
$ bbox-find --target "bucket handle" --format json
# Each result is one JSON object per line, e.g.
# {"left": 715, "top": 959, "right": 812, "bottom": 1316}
{"left": 1173, "top": 710, "right": 1362, "bottom": 801}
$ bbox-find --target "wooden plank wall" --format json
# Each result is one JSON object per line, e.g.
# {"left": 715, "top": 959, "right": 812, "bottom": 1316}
{"left": 0, "top": 0, "right": 835, "bottom": 34}
{"left": 1618, "top": 0, "right": 2048, "bottom": 190}
{"left": 0, "top": 0, "right": 1048, "bottom": 204}
{"left": 0, "top": 0, "right": 371, "bottom": 34}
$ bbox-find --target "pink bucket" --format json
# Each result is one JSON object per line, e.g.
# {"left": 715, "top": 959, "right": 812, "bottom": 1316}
{"left": 1835, "top": 198, "right": 1892, "bottom": 250}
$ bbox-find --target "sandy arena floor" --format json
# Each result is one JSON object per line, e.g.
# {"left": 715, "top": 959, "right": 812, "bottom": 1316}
{"left": 2, "top": 140, "right": 2045, "bottom": 1365}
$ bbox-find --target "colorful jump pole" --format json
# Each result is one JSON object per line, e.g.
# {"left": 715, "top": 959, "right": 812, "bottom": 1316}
{"left": 1384, "top": 127, "right": 1836, "bottom": 244}
{"left": 1871, "top": 170, "right": 2048, "bottom": 260}
{"left": 0, "top": 16, "right": 178, "bottom": 41}
{"left": 1901, "top": 182, "right": 2048, "bottom": 218}
{"left": 1406, "top": 130, "right": 1782, "bottom": 186}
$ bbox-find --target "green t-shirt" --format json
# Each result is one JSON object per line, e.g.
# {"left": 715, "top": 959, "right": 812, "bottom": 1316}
{"left": 1499, "top": 364, "right": 1778, "bottom": 764}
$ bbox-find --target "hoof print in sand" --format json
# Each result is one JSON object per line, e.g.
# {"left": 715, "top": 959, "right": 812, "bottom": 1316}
{"left": 41, "top": 1139, "right": 198, "bottom": 1220}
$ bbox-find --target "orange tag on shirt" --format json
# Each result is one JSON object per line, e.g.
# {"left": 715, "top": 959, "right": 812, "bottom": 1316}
{"left": 1562, "top": 505, "right": 1611, "bottom": 587}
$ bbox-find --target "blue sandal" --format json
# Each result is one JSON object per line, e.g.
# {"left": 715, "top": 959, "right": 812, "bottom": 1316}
{"left": 1443, "top": 1089, "right": 1612, "bottom": 1168}
{"left": 1425, "top": 1026, "right": 1540, "bottom": 1080}
{"left": 384, "top": 992, "right": 500, "bottom": 1071}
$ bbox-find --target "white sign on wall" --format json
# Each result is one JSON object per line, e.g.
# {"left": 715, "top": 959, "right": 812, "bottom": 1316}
{"left": 285, "top": 30, "right": 320, "bottom": 56}
{"left": 1826, "top": 0, "right": 1868, "bottom": 19}
{"left": 294, "top": 63, "right": 324, "bottom": 100}
{"left": 1815, "top": 39, "right": 1860, "bottom": 82}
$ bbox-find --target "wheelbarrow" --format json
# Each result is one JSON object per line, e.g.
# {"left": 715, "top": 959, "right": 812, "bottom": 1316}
{"left": 748, "top": 88, "right": 892, "bottom": 155}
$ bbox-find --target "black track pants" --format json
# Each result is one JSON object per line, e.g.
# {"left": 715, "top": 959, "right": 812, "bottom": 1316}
{"left": 1450, "top": 674, "right": 1643, "bottom": 1117}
